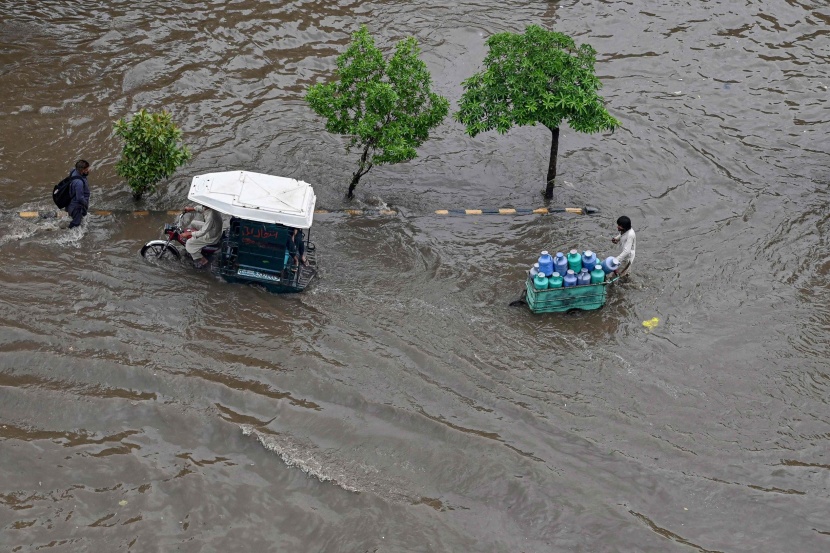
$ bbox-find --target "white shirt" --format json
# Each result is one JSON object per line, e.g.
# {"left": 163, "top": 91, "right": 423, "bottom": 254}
{"left": 191, "top": 206, "right": 224, "bottom": 243}
{"left": 615, "top": 228, "right": 636, "bottom": 267}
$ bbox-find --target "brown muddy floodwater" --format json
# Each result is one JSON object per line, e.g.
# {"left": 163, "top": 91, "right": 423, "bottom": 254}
{"left": 1, "top": 1, "right": 829, "bottom": 551}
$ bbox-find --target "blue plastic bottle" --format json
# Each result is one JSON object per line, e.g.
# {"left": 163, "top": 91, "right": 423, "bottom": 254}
{"left": 582, "top": 250, "right": 598, "bottom": 271}
{"left": 529, "top": 262, "right": 540, "bottom": 278}
{"left": 578, "top": 268, "right": 592, "bottom": 286}
{"left": 533, "top": 272, "right": 549, "bottom": 290}
{"left": 554, "top": 252, "right": 568, "bottom": 276}
{"left": 591, "top": 264, "right": 605, "bottom": 284}
{"left": 538, "top": 251, "right": 554, "bottom": 276}
{"left": 567, "top": 249, "right": 583, "bottom": 273}
{"left": 548, "top": 272, "right": 563, "bottom": 288}
{"left": 563, "top": 269, "right": 577, "bottom": 287}
{"left": 601, "top": 256, "right": 620, "bottom": 274}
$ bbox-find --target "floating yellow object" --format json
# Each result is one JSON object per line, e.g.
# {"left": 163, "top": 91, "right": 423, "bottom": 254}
{"left": 642, "top": 317, "right": 660, "bottom": 329}
{"left": 119, "top": 500, "right": 128, "bottom": 506}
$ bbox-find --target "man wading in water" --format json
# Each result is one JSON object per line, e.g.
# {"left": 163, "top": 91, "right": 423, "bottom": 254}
{"left": 59, "top": 160, "right": 91, "bottom": 229}
{"left": 611, "top": 215, "right": 636, "bottom": 278}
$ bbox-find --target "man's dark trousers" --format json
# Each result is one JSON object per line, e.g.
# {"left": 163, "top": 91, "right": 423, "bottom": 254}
{"left": 68, "top": 204, "right": 87, "bottom": 228}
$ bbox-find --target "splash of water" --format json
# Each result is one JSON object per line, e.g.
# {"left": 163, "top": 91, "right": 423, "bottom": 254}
{"left": 241, "top": 424, "right": 360, "bottom": 492}
{"left": 241, "top": 424, "right": 414, "bottom": 502}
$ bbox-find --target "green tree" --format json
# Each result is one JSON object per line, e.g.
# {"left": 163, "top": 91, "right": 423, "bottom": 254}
{"left": 455, "top": 25, "right": 620, "bottom": 199}
{"left": 306, "top": 26, "right": 449, "bottom": 198}
{"left": 114, "top": 109, "right": 191, "bottom": 200}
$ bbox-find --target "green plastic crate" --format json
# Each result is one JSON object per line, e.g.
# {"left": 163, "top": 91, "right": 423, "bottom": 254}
{"left": 525, "top": 277, "right": 609, "bottom": 313}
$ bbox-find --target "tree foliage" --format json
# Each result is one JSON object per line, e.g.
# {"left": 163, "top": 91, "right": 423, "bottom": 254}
{"left": 455, "top": 25, "right": 620, "bottom": 197}
{"left": 114, "top": 109, "right": 191, "bottom": 200}
{"left": 306, "top": 26, "right": 449, "bottom": 198}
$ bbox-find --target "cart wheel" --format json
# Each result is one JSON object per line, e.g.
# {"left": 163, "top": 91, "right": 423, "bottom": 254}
{"left": 509, "top": 290, "right": 527, "bottom": 307}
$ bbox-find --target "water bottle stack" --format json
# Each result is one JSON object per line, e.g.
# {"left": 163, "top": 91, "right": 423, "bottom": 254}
{"left": 528, "top": 248, "right": 620, "bottom": 289}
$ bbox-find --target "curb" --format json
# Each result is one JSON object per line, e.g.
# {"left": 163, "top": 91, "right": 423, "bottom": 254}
{"left": 434, "top": 206, "right": 596, "bottom": 215}
{"left": 15, "top": 206, "right": 596, "bottom": 219}
{"left": 15, "top": 209, "right": 398, "bottom": 219}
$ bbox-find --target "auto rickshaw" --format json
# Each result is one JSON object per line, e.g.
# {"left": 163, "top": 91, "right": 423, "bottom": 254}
{"left": 141, "top": 171, "right": 318, "bottom": 293}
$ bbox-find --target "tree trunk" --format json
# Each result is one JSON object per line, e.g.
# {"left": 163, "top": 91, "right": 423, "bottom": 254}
{"left": 348, "top": 173, "right": 360, "bottom": 199}
{"left": 544, "top": 126, "right": 560, "bottom": 199}
{"left": 347, "top": 144, "right": 374, "bottom": 199}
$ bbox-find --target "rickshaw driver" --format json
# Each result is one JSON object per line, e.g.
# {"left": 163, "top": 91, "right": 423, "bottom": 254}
{"left": 181, "top": 204, "right": 224, "bottom": 268}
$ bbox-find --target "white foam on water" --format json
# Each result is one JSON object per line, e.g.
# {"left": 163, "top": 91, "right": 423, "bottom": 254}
{"left": 0, "top": 224, "right": 40, "bottom": 246}
{"left": 241, "top": 424, "right": 360, "bottom": 492}
{"left": 241, "top": 424, "right": 413, "bottom": 502}
{"left": 52, "top": 223, "right": 86, "bottom": 247}
{"left": 0, "top": 212, "right": 87, "bottom": 248}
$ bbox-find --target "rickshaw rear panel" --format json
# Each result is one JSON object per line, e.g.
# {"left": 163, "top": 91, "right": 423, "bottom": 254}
{"left": 216, "top": 218, "right": 316, "bottom": 293}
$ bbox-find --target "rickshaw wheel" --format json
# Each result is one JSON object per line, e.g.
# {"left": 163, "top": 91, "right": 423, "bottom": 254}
{"left": 140, "top": 243, "right": 180, "bottom": 261}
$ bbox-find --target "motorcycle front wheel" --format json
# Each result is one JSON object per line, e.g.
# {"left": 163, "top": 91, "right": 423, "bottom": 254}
{"left": 140, "top": 242, "right": 181, "bottom": 261}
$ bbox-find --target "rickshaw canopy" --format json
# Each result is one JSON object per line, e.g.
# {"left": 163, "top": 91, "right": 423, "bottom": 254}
{"left": 188, "top": 171, "right": 317, "bottom": 228}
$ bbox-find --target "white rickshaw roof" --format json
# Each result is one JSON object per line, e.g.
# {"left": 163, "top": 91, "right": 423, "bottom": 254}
{"left": 187, "top": 171, "right": 317, "bottom": 228}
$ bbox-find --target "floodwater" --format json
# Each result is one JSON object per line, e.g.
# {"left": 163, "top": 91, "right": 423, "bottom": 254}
{"left": 1, "top": 0, "right": 828, "bottom": 551}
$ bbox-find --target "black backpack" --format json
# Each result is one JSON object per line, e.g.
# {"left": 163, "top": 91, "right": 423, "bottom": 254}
{"left": 52, "top": 173, "right": 76, "bottom": 209}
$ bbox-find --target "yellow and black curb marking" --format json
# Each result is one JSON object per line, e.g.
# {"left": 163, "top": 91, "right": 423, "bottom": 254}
{"left": 16, "top": 206, "right": 596, "bottom": 219}
{"left": 312, "top": 209, "right": 398, "bottom": 216}
{"left": 17, "top": 209, "right": 185, "bottom": 219}
{"left": 16, "top": 209, "right": 399, "bottom": 219}
{"left": 434, "top": 206, "right": 598, "bottom": 216}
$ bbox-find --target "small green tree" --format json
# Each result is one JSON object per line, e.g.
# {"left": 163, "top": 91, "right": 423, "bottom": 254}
{"left": 455, "top": 25, "right": 620, "bottom": 199}
{"left": 306, "top": 26, "right": 449, "bottom": 198}
{"left": 114, "top": 109, "right": 191, "bottom": 200}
